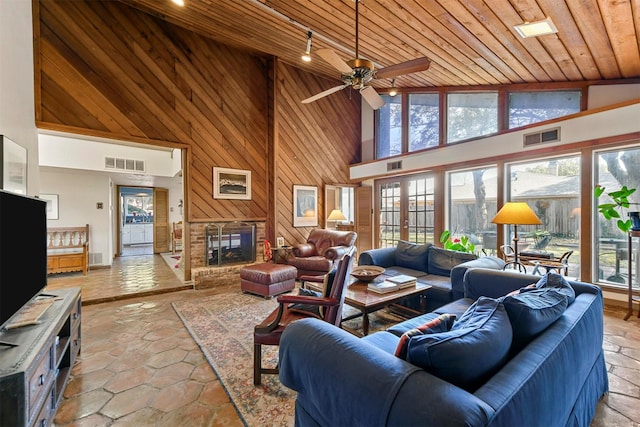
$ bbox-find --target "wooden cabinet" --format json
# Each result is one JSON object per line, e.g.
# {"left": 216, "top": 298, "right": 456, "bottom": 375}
{"left": 124, "top": 223, "right": 153, "bottom": 244}
{"left": 0, "top": 288, "right": 81, "bottom": 427}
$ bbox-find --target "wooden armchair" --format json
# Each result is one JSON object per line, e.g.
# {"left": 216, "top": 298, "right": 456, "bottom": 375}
{"left": 171, "top": 221, "right": 182, "bottom": 254}
{"left": 253, "top": 246, "right": 356, "bottom": 385}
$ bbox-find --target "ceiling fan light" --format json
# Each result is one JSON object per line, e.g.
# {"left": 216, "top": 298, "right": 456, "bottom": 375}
{"left": 388, "top": 78, "right": 397, "bottom": 96}
{"left": 301, "top": 31, "right": 312, "bottom": 62}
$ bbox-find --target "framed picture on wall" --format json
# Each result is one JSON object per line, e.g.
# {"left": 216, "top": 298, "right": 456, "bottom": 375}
{"left": 0, "top": 135, "right": 27, "bottom": 195}
{"left": 293, "top": 185, "right": 318, "bottom": 227}
{"left": 40, "top": 194, "right": 59, "bottom": 220}
{"left": 213, "top": 167, "right": 252, "bottom": 200}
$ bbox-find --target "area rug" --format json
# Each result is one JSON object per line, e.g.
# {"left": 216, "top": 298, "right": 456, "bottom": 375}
{"left": 172, "top": 291, "right": 408, "bottom": 426}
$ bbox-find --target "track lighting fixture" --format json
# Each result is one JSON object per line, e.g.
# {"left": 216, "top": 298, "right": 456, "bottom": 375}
{"left": 388, "top": 78, "right": 398, "bottom": 97}
{"left": 302, "top": 31, "right": 313, "bottom": 62}
{"left": 171, "top": 0, "right": 185, "bottom": 6}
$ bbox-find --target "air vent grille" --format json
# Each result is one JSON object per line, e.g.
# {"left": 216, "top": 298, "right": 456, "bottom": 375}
{"left": 105, "top": 157, "right": 145, "bottom": 172}
{"left": 387, "top": 160, "right": 402, "bottom": 171}
{"left": 523, "top": 127, "right": 561, "bottom": 147}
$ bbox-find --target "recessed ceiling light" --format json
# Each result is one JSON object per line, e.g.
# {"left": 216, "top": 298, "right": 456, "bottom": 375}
{"left": 172, "top": 0, "right": 185, "bottom": 6}
{"left": 514, "top": 17, "right": 558, "bottom": 38}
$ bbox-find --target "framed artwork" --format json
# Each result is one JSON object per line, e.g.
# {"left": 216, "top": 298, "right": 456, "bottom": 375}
{"left": 40, "top": 193, "right": 59, "bottom": 220}
{"left": 293, "top": 185, "right": 318, "bottom": 227}
{"left": 213, "top": 167, "right": 252, "bottom": 200}
{"left": 0, "top": 135, "right": 27, "bottom": 195}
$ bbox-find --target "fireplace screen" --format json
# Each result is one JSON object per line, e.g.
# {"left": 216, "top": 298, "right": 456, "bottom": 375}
{"left": 206, "top": 222, "right": 256, "bottom": 266}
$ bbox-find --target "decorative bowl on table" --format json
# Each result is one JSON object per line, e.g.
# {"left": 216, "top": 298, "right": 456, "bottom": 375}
{"left": 350, "top": 265, "right": 385, "bottom": 282}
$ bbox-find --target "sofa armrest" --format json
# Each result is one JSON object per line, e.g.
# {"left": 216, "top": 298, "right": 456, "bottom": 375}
{"left": 324, "top": 245, "right": 352, "bottom": 261}
{"left": 358, "top": 247, "right": 397, "bottom": 268}
{"left": 279, "top": 318, "right": 493, "bottom": 426}
{"left": 450, "top": 256, "right": 505, "bottom": 300}
{"left": 292, "top": 243, "right": 316, "bottom": 257}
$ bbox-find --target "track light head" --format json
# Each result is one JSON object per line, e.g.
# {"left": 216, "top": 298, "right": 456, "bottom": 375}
{"left": 302, "top": 31, "right": 313, "bottom": 62}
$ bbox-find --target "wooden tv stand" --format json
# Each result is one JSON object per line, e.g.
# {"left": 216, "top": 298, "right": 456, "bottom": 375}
{"left": 0, "top": 288, "right": 81, "bottom": 427}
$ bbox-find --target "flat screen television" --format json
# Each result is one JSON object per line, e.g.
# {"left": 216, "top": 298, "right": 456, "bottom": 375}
{"left": 0, "top": 190, "right": 48, "bottom": 327}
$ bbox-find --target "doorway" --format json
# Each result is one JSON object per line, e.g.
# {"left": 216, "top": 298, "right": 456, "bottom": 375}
{"left": 120, "top": 187, "right": 154, "bottom": 256}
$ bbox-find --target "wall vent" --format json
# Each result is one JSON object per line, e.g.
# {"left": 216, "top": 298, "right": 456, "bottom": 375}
{"left": 523, "top": 127, "right": 561, "bottom": 147}
{"left": 105, "top": 157, "right": 145, "bottom": 172}
{"left": 387, "top": 160, "right": 402, "bottom": 171}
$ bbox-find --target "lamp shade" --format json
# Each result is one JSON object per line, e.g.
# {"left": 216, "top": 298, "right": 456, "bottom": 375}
{"left": 327, "top": 209, "right": 347, "bottom": 221}
{"left": 491, "top": 202, "right": 541, "bottom": 225}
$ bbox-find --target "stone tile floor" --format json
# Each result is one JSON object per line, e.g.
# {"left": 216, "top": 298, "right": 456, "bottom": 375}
{"left": 45, "top": 254, "right": 640, "bottom": 426}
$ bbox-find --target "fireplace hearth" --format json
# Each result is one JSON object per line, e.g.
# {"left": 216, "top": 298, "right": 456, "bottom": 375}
{"left": 206, "top": 222, "right": 256, "bottom": 267}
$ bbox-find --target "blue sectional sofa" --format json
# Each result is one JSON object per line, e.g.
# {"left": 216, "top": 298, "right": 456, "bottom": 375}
{"left": 358, "top": 241, "right": 505, "bottom": 311}
{"left": 279, "top": 268, "right": 608, "bottom": 427}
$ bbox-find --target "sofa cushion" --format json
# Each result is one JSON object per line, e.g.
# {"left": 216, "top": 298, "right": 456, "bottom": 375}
{"left": 404, "top": 297, "right": 512, "bottom": 391}
{"left": 500, "top": 287, "right": 568, "bottom": 347}
{"left": 395, "top": 240, "right": 431, "bottom": 272}
{"left": 427, "top": 246, "right": 477, "bottom": 277}
{"left": 533, "top": 273, "right": 575, "bottom": 304}
{"left": 394, "top": 313, "right": 456, "bottom": 359}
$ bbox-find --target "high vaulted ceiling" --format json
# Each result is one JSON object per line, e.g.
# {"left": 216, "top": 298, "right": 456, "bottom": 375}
{"left": 122, "top": 0, "right": 640, "bottom": 91}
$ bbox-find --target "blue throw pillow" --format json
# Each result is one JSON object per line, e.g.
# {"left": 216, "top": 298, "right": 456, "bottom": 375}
{"left": 404, "top": 297, "right": 512, "bottom": 391}
{"left": 395, "top": 240, "right": 431, "bottom": 272}
{"left": 427, "top": 246, "right": 477, "bottom": 277}
{"left": 500, "top": 288, "right": 568, "bottom": 351}
{"left": 532, "top": 273, "right": 575, "bottom": 304}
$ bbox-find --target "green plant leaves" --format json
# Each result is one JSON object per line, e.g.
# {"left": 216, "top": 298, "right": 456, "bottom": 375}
{"left": 595, "top": 185, "right": 637, "bottom": 233}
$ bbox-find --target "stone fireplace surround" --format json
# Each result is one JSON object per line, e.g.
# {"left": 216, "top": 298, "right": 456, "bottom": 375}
{"left": 190, "top": 221, "right": 267, "bottom": 290}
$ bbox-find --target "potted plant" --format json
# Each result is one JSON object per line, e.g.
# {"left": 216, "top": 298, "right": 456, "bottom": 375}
{"left": 594, "top": 185, "right": 640, "bottom": 233}
{"left": 440, "top": 230, "right": 475, "bottom": 253}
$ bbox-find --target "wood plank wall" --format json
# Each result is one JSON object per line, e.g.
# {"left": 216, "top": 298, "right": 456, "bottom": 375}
{"left": 35, "top": 0, "right": 361, "bottom": 247}
{"left": 274, "top": 62, "right": 361, "bottom": 246}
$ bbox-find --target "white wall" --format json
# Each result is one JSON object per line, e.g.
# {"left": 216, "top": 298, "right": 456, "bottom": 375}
{"left": 0, "top": 1, "right": 38, "bottom": 194}
{"left": 40, "top": 169, "right": 112, "bottom": 266}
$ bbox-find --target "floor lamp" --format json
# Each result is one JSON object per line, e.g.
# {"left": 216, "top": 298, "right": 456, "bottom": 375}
{"left": 491, "top": 202, "right": 541, "bottom": 272}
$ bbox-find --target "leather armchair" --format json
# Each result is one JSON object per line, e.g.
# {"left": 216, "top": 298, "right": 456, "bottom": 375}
{"left": 287, "top": 228, "right": 357, "bottom": 279}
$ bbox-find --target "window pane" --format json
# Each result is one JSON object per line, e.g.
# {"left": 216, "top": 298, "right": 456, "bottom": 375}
{"left": 409, "top": 93, "right": 439, "bottom": 151}
{"left": 506, "top": 157, "right": 581, "bottom": 277}
{"left": 447, "top": 92, "right": 498, "bottom": 143}
{"left": 595, "top": 147, "right": 640, "bottom": 290}
{"left": 508, "top": 91, "right": 581, "bottom": 129}
{"left": 407, "top": 175, "right": 435, "bottom": 244}
{"left": 376, "top": 95, "right": 402, "bottom": 159}
{"left": 379, "top": 182, "right": 401, "bottom": 247}
{"left": 448, "top": 167, "right": 498, "bottom": 255}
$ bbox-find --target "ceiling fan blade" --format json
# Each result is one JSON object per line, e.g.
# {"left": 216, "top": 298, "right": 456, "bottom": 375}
{"left": 316, "top": 49, "right": 353, "bottom": 74}
{"left": 360, "top": 86, "right": 385, "bottom": 110}
{"left": 302, "top": 84, "right": 349, "bottom": 104}
{"left": 375, "top": 57, "right": 431, "bottom": 79}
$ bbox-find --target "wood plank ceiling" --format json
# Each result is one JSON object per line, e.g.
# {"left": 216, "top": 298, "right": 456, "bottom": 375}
{"left": 121, "top": 0, "right": 640, "bottom": 93}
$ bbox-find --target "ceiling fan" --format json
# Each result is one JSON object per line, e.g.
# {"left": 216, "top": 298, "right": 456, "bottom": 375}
{"left": 302, "top": 0, "right": 431, "bottom": 110}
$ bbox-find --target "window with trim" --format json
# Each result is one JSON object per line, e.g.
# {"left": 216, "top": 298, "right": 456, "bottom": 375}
{"left": 376, "top": 95, "right": 402, "bottom": 158}
{"left": 447, "top": 92, "right": 498, "bottom": 143}
{"left": 508, "top": 91, "right": 581, "bottom": 129}
{"left": 447, "top": 167, "right": 498, "bottom": 254}
{"left": 409, "top": 93, "right": 439, "bottom": 151}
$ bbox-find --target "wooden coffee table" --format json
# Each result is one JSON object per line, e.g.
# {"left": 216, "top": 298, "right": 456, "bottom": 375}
{"left": 342, "top": 277, "right": 432, "bottom": 336}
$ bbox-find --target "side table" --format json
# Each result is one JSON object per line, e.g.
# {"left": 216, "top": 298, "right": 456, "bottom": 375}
{"left": 271, "top": 246, "right": 293, "bottom": 264}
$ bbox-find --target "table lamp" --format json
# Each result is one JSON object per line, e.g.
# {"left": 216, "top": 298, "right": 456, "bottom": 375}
{"left": 327, "top": 209, "right": 347, "bottom": 228}
{"left": 491, "top": 202, "right": 541, "bottom": 271}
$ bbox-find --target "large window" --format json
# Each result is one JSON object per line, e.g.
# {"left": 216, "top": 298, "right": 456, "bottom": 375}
{"left": 508, "top": 91, "right": 581, "bottom": 129}
{"left": 506, "top": 157, "right": 581, "bottom": 276}
{"left": 409, "top": 93, "right": 439, "bottom": 151}
{"left": 594, "top": 147, "right": 640, "bottom": 289}
{"left": 447, "top": 167, "right": 498, "bottom": 254}
{"left": 376, "top": 95, "right": 402, "bottom": 158}
{"left": 447, "top": 92, "right": 498, "bottom": 143}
